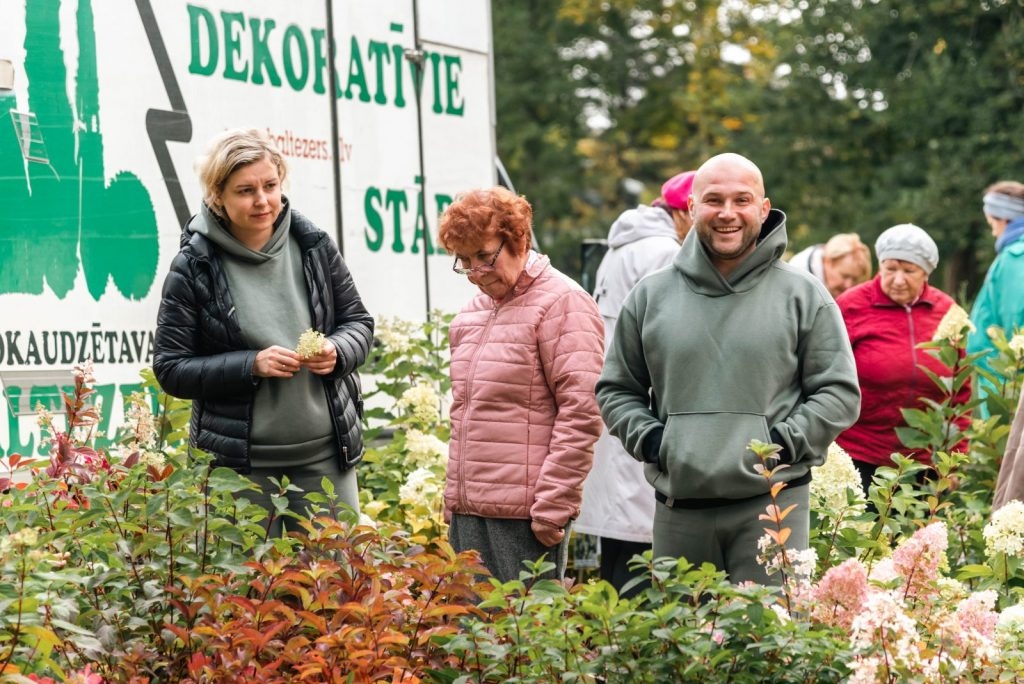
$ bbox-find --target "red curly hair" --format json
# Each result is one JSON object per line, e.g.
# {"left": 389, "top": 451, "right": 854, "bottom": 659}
{"left": 438, "top": 187, "right": 533, "bottom": 255}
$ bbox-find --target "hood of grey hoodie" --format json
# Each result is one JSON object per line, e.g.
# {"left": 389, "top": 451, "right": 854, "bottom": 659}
{"left": 607, "top": 204, "right": 678, "bottom": 248}
{"left": 189, "top": 200, "right": 292, "bottom": 264}
{"left": 674, "top": 208, "right": 788, "bottom": 296}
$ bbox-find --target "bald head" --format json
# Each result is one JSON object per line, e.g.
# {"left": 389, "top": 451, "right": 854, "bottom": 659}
{"left": 691, "top": 153, "right": 765, "bottom": 202}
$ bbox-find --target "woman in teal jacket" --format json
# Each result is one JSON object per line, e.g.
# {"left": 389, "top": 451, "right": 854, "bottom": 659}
{"left": 967, "top": 181, "right": 1024, "bottom": 410}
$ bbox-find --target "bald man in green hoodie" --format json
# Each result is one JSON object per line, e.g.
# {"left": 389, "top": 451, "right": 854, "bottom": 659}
{"left": 596, "top": 153, "right": 860, "bottom": 585}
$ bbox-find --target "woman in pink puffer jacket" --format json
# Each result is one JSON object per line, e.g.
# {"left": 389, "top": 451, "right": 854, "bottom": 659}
{"left": 438, "top": 187, "right": 604, "bottom": 582}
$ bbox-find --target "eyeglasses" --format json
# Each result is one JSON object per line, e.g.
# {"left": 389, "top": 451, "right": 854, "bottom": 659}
{"left": 452, "top": 240, "right": 505, "bottom": 275}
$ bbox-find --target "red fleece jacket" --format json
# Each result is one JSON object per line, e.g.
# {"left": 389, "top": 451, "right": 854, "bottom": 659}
{"left": 835, "top": 277, "right": 971, "bottom": 467}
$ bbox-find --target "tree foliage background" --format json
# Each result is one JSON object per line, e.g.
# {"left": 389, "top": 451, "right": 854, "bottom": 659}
{"left": 492, "top": 0, "right": 1024, "bottom": 300}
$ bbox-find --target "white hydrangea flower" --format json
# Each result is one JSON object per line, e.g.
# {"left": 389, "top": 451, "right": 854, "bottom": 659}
{"left": 0, "top": 527, "right": 39, "bottom": 555}
{"left": 125, "top": 391, "right": 157, "bottom": 450}
{"left": 396, "top": 382, "right": 441, "bottom": 426}
{"left": 139, "top": 451, "right": 165, "bottom": 469}
{"left": 1009, "top": 333, "right": 1024, "bottom": 359}
{"left": 72, "top": 360, "right": 96, "bottom": 385}
{"left": 35, "top": 402, "right": 53, "bottom": 429}
{"left": 983, "top": 500, "right": 1024, "bottom": 558}
{"left": 399, "top": 466, "right": 442, "bottom": 507}
{"left": 868, "top": 557, "right": 900, "bottom": 584}
{"left": 296, "top": 328, "right": 326, "bottom": 359}
{"left": 932, "top": 303, "right": 974, "bottom": 343}
{"left": 995, "top": 603, "right": 1024, "bottom": 649}
{"left": 847, "top": 655, "right": 882, "bottom": 684}
{"left": 788, "top": 547, "right": 819, "bottom": 580}
{"left": 934, "top": 577, "right": 969, "bottom": 602}
{"left": 756, "top": 533, "right": 817, "bottom": 581}
{"left": 849, "top": 591, "right": 918, "bottom": 651}
{"left": 376, "top": 317, "right": 416, "bottom": 354}
{"left": 405, "top": 428, "right": 448, "bottom": 467}
{"left": 811, "top": 442, "right": 867, "bottom": 514}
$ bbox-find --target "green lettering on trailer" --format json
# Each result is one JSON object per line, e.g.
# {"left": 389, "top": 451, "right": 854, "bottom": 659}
{"left": 250, "top": 18, "right": 282, "bottom": 86}
{"left": 0, "top": 0, "right": 158, "bottom": 301}
{"left": 444, "top": 55, "right": 465, "bottom": 116}
{"left": 343, "top": 35, "right": 372, "bottom": 103}
{"left": 362, "top": 182, "right": 451, "bottom": 255}
{"left": 183, "top": 5, "right": 465, "bottom": 115}
{"left": 220, "top": 11, "right": 248, "bottom": 81}
{"left": 188, "top": 4, "right": 218, "bottom": 75}
{"left": 282, "top": 25, "right": 309, "bottom": 90}
{"left": 364, "top": 188, "right": 385, "bottom": 252}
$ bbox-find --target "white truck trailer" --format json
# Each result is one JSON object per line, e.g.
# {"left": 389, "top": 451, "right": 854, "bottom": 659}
{"left": 0, "top": 0, "right": 497, "bottom": 456}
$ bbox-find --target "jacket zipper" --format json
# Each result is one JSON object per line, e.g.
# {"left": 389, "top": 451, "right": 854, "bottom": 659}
{"left": 459, "top": 304, "right": 500, "bottom": 510}
{"left": 905, "top": 304, "right": 918, "bottom": 401}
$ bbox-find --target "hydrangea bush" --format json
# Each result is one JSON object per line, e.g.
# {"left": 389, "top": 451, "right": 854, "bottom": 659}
{"left": 2, "top": 314, "right": 1024, "bottom": 682}
{"left": 356, "top": 313, "right": 453, "bottom": 543}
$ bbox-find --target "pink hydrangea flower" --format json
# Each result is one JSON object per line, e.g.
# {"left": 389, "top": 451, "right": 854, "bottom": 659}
{"left": 891, "top": 521, "right": 948, "bottom": 599}
{"left": 811, "top": 558, "right": 869, "bottom": 629}
{"left": 945, "top": 591, "right": 999, "bottom": 662}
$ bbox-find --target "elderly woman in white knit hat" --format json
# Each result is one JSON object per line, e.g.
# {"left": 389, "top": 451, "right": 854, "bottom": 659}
{"left": 834, "top": 223, "right": 971, "bottom": 496}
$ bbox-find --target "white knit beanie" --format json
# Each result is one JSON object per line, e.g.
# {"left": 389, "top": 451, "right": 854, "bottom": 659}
{"left": 874, "top": 223, "right": 938, "bottom": 274}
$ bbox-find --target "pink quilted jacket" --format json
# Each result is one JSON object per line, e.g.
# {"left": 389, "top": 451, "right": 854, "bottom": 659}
{"left": 444, "top": 254, "right": 604, "bottom": 530}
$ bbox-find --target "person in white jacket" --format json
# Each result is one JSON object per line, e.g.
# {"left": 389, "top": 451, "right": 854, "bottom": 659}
{"left": 787, "top": 232, "right": 872, "bottom": 298}
{"left": 575, "top": 170, "right": 695, "bottom": 595}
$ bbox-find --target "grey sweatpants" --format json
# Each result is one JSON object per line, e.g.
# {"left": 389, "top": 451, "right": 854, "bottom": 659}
{"left": 652, "top": 484, "right": 810, "bottom": 586}
{"left": 449, "top": 514, "right": 569, "bottom": 583}
{"left": 245, "top": 458, "right": 360, "bottom": 538}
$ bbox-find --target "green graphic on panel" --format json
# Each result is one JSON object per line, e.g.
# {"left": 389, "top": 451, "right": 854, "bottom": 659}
{"left": 0, "top": 0, "right": 158, "bottom": 300}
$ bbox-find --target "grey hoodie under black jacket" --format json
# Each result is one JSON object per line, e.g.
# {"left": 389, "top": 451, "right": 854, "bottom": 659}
{"left": 596, "top": 209, "right": 861, "bottom": 502}
{"left": 153, "top": 203, "right": 374, "bottom": 473}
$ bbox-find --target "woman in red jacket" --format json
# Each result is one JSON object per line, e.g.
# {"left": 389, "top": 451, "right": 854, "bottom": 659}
{"left": 835, "top": 223, "right": 971, "bottom": 496}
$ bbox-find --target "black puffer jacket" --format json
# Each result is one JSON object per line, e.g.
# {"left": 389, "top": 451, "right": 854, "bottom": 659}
{"left": 153, "top": 205, "right": 374, "bottom": 473}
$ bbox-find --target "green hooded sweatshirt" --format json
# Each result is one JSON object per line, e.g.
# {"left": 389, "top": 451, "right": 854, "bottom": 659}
{"left": 190, "top": 202, "right": 335, "bottom": 467}
{"left": 596, "top": 208, "right": 860, "bottom": 502}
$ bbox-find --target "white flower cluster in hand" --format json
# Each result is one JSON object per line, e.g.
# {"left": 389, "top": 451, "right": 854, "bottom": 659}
{"left": 932, "top": 303, "right": 974, "bottom": 343}
{"left": 404, "top": 428, "right": 448, "bottom": 468}
{"left": 397, "top": 382, "right": 441, "bottom": 426}
{"left": 983, "top": 499, "right": 1024, "bottom": 558}
{"left": 296, "top": 328, "right": 326, "bottom": 359}
{"left": 376, "top": 317, "right": 415, "bottom": 354}
{"left": 810, "top": 442, "right": 867, "bottom": 514}
{"left": 399, "top": 466, "right": 442, "bottom": 507}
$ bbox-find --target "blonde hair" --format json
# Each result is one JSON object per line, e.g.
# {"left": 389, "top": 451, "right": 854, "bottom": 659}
{"left": 195, "top": 128, "right": 288, "bottom": 217}
{"left": 822, "top": 233, "right": 872, "bottom": 279}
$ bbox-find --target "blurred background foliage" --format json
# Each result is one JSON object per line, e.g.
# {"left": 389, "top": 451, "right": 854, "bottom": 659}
{"left": 492, "top": 0, "right": 1024, "bottom": 300}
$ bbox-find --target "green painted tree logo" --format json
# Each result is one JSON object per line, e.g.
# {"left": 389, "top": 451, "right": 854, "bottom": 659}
{"left": 0, "top": 0, "right": 158, "bottom": 301}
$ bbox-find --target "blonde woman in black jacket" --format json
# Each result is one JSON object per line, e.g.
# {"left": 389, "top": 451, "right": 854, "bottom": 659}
{"left": 154, "top": 128, "right": 373, "bottom": 533}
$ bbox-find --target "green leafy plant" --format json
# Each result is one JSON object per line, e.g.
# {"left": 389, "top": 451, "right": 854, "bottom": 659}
{"left": 358, "top": 313, "right": 454, "bottom": 544}
{"left": 5, "top": 310, "right": 1024, "bottom": 682}
{"left": 0, "top": 358, "right": 491, "bottom": 682}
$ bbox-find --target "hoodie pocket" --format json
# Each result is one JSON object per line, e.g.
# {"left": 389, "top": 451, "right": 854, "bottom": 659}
{"left": 650, "top": 411, "right": 772, "bottom": 501}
